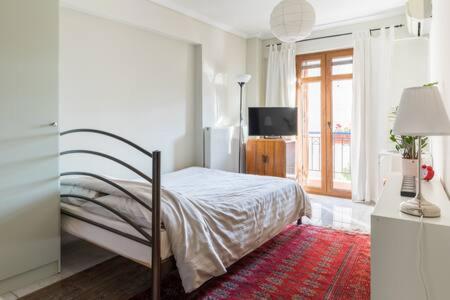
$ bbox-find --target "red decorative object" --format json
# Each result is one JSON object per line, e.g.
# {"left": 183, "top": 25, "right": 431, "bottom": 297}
{"left": 422, "top": 164, "right": 435, "bottom": 182}
{"left": 132, "top": 225, "right": 371, "bottom": 300}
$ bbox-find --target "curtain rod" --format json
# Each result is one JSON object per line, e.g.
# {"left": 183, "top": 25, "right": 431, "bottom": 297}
{"left": 266, "top": 24, "right": 404, "bottom": 47}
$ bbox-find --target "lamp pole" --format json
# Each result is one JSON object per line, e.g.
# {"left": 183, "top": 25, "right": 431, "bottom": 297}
{"left": 238, "top": 82, "right": 244, "bottom": 173}
{"left": 236, "top": 74, "right": 251, "bottom": 174}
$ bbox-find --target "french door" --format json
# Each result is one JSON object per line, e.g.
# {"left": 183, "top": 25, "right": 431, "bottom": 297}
{"left": 296, "top": 49, "right": 353, "bottom": 198}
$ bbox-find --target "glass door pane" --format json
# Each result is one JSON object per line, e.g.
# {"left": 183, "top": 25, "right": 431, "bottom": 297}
{"left": 301, "top": 59, "right": 321, "bottom": 77}
{"left": 302, "top": 81, "right": 322, "bottom": 189}
{"left": 331, "top": 56, "right": 353, "bottom": 75}
{"left": 331, "top": 79, "right": 352, "bottom": 191}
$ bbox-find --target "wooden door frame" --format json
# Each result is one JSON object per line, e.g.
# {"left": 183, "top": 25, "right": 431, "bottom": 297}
{"left": 325, "top": 49, "right": 353, "bottom": 198}
{"left": 296, "top": 52, "right": 327, "bottom": 197}
{"left": 296, "top": 49, "right": 353, "bottom": 199}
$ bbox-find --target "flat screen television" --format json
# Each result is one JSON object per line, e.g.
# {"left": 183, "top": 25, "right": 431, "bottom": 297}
{"left": 248, "top": 107, "right": 298, "bottom": 137}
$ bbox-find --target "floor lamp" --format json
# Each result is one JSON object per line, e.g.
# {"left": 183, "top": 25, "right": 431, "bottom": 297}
{"left": 237, "top": 74, "right": 252, "bottom": 173}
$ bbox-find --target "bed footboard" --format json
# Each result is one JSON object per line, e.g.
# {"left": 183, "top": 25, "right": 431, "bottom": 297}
{"left": 60, "top": 129, "right": 162, "bottom": 300}
{"left": 152, "top": 150, "right": 161, "bottom": 299}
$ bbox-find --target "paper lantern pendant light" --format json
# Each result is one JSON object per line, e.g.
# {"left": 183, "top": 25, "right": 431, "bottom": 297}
{"left": 270, "top": 0, "right": 316, "bottom": 43}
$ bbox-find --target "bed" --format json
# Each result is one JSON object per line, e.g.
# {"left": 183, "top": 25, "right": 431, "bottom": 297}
{"left": 60, "top": 129, "right": 310, "bottom": 300}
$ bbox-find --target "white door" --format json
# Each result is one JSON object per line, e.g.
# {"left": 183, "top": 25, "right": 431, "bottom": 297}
{"left": 0, "top": 0, "right": 59, "bottom": 292}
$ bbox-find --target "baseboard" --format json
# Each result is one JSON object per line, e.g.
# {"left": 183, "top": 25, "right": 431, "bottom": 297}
{"left": 0, "top": 261, "right": 59, "bottom": 295}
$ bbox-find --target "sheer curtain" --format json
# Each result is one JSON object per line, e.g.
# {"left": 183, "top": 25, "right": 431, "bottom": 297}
{"left": 265, "top": 43, "right": 296, "bottom": 107}
{"left": 352, "top": 28, "right": 395, "bottom": 203}
{"left": 351, "top": 31, "right": 371, "bottom": 202}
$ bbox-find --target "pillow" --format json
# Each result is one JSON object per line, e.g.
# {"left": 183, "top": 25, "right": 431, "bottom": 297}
{"left": 80, "top": 194, "right": 152, "bottom": 229}
{"left": 60, "top": 184, "right": 102, "bottom": 206}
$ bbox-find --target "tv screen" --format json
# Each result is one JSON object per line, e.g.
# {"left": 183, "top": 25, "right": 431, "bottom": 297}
{"left": 248, "top": 107, "right": 298, "bottom": 136}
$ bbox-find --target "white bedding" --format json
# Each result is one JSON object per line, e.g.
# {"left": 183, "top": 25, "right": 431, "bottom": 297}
{"left": 61, "top": 167, "right": 310, "bottom": 292}
{"left": 61, "top": 202, "right": 173, "bottom": 266}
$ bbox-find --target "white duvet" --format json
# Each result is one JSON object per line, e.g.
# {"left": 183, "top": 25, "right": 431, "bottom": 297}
{"left": 61, "top": 167, "right": 310, "bottom": 292}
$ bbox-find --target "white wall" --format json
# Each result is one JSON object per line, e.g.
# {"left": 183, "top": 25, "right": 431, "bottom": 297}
{"left": 246, "top": 38, "right": 265, "bottom": 109}
{"left": 61, "top": 0, "right": 247, "bottom": 128}
{"left": 60, "top": 8, "right": 197, "bottom": 176}
{"left": 391, "top": 38, "right": 430, "bottom": 109}
{"left": 59, "top": 0, "right": 247, "bottom": 175}
{"left": 430, "top": 0, "right": 450, "bottom": 191}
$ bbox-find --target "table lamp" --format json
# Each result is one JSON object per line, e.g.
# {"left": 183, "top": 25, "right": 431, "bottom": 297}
{"left": 393, "top": 86, "right": 450, "bottom": 217}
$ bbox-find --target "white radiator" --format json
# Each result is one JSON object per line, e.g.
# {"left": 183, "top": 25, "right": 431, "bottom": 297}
{"left": 286, "top": 139, "right": 296, "bottom": 178}
{"left": 203, "top": 127, "right": 239, "bottom": 172}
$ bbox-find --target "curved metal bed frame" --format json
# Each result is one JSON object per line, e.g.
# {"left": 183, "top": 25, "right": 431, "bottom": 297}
{"left": 60, "top": 129, "right": 163, "bottom": 300}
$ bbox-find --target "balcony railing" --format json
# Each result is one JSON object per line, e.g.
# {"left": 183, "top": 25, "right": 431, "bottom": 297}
{"left": 308, "top": 132, "right": 351, "bottom": 182}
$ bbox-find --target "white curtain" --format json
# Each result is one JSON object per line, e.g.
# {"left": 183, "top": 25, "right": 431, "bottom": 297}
{"left": 352, "top": 28, "right": 395, "bottom": 202}
{"left": 265, "top": 43, "right": 296, "bottom": 107}
{"left": 351, "top": 31, "right": 371, "bottom": 202}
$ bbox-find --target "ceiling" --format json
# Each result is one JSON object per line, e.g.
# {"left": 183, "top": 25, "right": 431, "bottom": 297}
{"left": 148, "top": 0, "right": 407, "bottom": 38}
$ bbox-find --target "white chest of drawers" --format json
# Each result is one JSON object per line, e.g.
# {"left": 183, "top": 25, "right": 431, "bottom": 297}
{"left": 371, "top": 173, "right": 450, "bottom": 300}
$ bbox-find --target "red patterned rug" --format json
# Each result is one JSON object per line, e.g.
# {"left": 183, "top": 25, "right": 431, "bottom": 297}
{"left": 132, "top": 225, "right": 370, "bottom": 300}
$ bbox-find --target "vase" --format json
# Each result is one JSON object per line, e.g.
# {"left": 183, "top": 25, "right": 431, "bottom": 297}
{"left": 402, "top": 158, "right": 419, "bottom": 177}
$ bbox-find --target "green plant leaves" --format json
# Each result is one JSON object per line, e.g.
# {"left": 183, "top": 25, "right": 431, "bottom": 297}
{"left": 388, "top": 129, "right": 428, "bottom": 159}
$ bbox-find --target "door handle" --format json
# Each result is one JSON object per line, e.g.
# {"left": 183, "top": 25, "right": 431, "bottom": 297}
{"left": 262, "top": 155, "right": 269, "bottom": 164}
{"left": 49, "top": 122, "right": 58, "bottom": 127}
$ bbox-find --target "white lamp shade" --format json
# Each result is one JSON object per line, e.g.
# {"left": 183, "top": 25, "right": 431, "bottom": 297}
{"left": 393, "top": 86, "right": 450, "bottom": 136}
{"left": 237, "top": 74, "right": 252, "bottom": 84}
{"left": 270, "top": 0, "right": 316, "bottom": 43}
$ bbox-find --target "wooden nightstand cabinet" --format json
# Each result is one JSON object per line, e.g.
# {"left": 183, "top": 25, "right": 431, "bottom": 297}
{"left": 246, "top": 139, "right": 286, "bottom": 178}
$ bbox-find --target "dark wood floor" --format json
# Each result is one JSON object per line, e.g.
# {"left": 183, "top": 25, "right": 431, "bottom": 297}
{"left": 21, "top": 255, "right": 200, "bottom": 300}
{"left": 22, "top": 257, "right": 154, "bottom": 300}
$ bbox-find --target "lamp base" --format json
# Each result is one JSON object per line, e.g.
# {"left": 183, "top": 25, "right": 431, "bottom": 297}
{"left": 400, "top": 197, "right": 441, "bottom": 218}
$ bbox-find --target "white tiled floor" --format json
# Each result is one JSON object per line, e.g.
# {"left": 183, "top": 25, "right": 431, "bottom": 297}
{"left": 305, "top": 194, "right": 374, "bottom": 233}
{"left": 0, "top": 194, "right": 374, "bottom": 299}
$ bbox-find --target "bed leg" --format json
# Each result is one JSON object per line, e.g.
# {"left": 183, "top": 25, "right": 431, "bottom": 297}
{"left": 152, "top": 151, "right": 161, "bottom": 300}
{"left": 297, "top": 218, "right": 302, "bottom": 226}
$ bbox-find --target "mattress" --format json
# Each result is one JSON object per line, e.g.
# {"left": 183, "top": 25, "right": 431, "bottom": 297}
{"left": 61, "top": 203, "right": 172, "bottom": 267}
{"left": 61, "top": 167, "right": 310, "bottom": 291}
